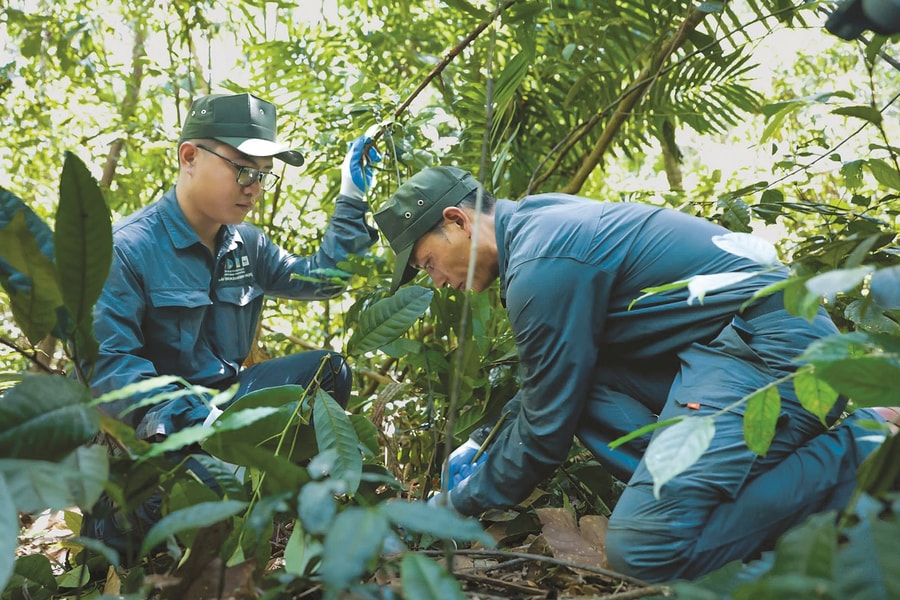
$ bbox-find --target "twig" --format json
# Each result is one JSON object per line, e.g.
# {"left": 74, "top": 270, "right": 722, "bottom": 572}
{"left": 418, "top": 548, "right": 653, "bottom": 588}
{"left": 369, "top": 0, "right": 518, "bottom": 143}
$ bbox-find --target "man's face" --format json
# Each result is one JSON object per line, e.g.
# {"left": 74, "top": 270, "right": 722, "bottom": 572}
{"left": 188, "top": 142, "right": 273, "bottom": 226}
{"left": 409, "top": 211, "right": 497, "bottom": 292}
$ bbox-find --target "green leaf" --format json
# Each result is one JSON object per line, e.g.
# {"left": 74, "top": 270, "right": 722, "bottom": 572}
{"left": 793, "top": 369, "right": 839, "bottom": 424}
{"left": 0, "top": 374, "right": 97, "bottom": 461}
{"left": 831, "top": 105, "right": 883, "bottom": 125}
{"left": 772, "top": 513, "right": 837, "bottom": 579}
{"left": 711, "top": 233, "right": 780, "bottom": 266}
{"left": 202, "top": 442, "right": 310, "bottom": 493}
{"left": 743, "top": 386, "right": 780, "bottom": 456}
{"left": 805, "top": 266, "right": 874, "bottom": 302}
{"left": 0, "top": 210, "right": 63, "bottom": 343}
{"left": 716, "top": 196, "right": 751, "bottom": 233}
{"left": 55, "top": 152, "right": 112, "bottom": 358}
{"left": 401, "top": 553, "right": 466, "bottom": 600}
{"left": 843, "top": 299, "right": 900, "bottom": 335}
{"left": 783, "top": 278, "right": 821, "bottom": 321}
{"left": 645, "top": 416, "right": 715, "bottom": 499}
{"left": 833, "top": 501, "right": 900, "bottom": 598}
{"left": 350, "top": 414, "right": 380, "bottom": 457}
{"left": 313, "top": 390, "right": 363, "bottom": 494}
{"left": 0, "top": 445, "right": 108, "bottom": 512}
{"left": 870, "top": 265, "right": 900, "bottom": 309}
{"left": 3, "top": 554, "right": 58, "bottom": 599}
{"left": 814, "top": 356, "right": 900, "bottom": 407}
{"left": 0, "top": 473, "right": 15, "bottom": 592}
{"left": 140, "top": 499, "right": 247, "bottom": 558}
{"left": 319, "top": 507, "right": 390, "bottom": 593}
{"left": 382, "top": 500, "right": 494, "bottom": 546}
{"left": 866, "top": 158, "right": 900, "bottom": 190}
{"left": 297, "top": 480, "right": 341, "bottom": 534}
{"left": 284, "top": 521, "right": 323, "bottom": 576}
{"left": 348, "top": 285, "right": 434, "bottom": 355}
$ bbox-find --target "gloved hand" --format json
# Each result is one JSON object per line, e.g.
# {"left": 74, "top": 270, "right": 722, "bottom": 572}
{"left": 340, "top": 135, "right": 382, "bottom": 200}
{"left": 427, "top": 491, "right": 461, "bottom": 515}
{"left": 444, "top": 438, "right": 487, "bottom": 492}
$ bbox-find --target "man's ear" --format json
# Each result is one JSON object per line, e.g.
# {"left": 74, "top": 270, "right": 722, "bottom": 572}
{"left": 442, "top": 206, "right": 469, "bottom": 231}
{"left": 178, "top": 142, "right": 198, "bottom": 170}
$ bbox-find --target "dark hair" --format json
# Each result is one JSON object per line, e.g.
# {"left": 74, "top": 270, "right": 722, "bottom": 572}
{"left": 426, "top": 186, "right": 496, "bottom": 235}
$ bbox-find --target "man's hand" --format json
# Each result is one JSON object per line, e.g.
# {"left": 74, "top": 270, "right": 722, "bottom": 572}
{"left": 340, "top": 135, "right": 381, "bottom": 200}
{"left": 444, "top": 438, "right": 487, "bottom": 491}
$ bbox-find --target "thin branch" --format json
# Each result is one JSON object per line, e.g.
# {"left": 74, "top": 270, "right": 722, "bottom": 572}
{"left": 369, "top": 0, "right": 518, "bottom": 144}
{"left": 0, "top": 335, "right": 60, "bottom": 375}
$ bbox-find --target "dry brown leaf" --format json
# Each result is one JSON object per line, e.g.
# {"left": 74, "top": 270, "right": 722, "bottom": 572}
{"left": 534, "top": 508, "right": 608, "bottom": 573}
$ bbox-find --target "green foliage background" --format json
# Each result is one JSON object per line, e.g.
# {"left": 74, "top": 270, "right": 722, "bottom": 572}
{"left": 0, "top": 0, "right": 899, "bottom": 598}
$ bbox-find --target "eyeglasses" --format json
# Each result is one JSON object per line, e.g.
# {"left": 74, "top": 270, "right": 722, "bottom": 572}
{"left": 196, "top": 144, "right": 280, "bottom": 191}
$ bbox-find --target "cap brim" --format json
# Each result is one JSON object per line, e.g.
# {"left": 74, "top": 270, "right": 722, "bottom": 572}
{"left": 219, "top": 137, "right": 305, "bottom": 166}
{"left": 389, "top": 243, "right": 419, "bottom": 293}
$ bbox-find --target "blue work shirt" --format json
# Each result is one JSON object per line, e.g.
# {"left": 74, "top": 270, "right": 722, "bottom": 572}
{"left": 450, "top": 195, "right": 788, "bottom": 515}
{"left": 91, "top": 187, "right": 377, "bottom": 439}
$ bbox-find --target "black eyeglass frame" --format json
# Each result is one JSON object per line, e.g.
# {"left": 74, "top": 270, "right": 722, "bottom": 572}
{"left": 196, "top": 144, "right": 280, "bottom": 191}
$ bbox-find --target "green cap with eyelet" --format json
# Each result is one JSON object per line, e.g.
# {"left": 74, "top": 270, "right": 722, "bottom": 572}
{"left": 373, "top": 166, "right": 480, "bottom": 292}
{"left": 180, "top": 93, "right": 304, "bottom": 166}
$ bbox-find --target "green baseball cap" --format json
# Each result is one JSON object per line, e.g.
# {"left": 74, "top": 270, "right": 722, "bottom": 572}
{"left": 373, "top": 166, "right": 480, "bottom": 292}
{"left": 180, "top": 93, "right": 304, "bottom": 166}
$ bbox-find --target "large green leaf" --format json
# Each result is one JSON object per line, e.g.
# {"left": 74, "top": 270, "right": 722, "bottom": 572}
{"left": 793, "top": 369, "right": 838, "bottom": 424}
{"left": 55, "top": 151, "right": 112, "bottom": 326}
{"left": 381, "top": 500, "right": 493, "bottom": 546}
{"left": 645, "top": 415, "right": 715, "bottom": 499}
{"left": 313, "top": 390, "right": 363, "bottom": 494}
{"left": 347, "top": 285, "right": 434, "bottom": 355}
{"left": 0, "top": 374, "right": 97, "bottom": 461}
{"left": 297, "top": 480, "right": 341, "bottom": 534}
{"left": 401, "top": 553, "right": 466, "bottom": 600}
{"left": 139, "top": 499, "right": 247, "bottom": 558}
{"left": 0, "top": 210, "right": 63, "bottom": 343}
{"left": 813, "top": 356, "right": 900, "bottom": 407}
{"left": 832, "top": 502, "right": 900, "bottom": 598}
{"left": 319, "top": 506, "right": 391, "bottom": 593}
{"left": 2, "top": 554, "right": 58, "bottom": 600}
{"left": 743, "top": 386, "right": 780, "bottom": 456}
{"left": 284, "top": 521, "right": 324, "bottom": 577}
{"left": 0, "top": 445, "right": 108, "bottom": 512}
{"left": 768, "top": 511, "right": 836, "bottom": 579}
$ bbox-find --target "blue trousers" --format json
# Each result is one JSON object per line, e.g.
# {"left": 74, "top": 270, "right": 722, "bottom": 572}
{"left": 582, "top": 308, "right": 885, "bottom": 582}
{"left": 139, "top": 350, "right": 352, "bottom": 437}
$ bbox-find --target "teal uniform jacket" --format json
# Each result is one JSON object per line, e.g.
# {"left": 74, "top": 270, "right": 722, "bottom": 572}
{"left": 448, "top": 195, "right": 883, "bottom": 581}
{"left": 91, "top": 187, "right": 377, "bottom": 439}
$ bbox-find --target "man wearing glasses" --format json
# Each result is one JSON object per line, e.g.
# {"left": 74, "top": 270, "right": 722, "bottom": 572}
{"left": 84, "top": 93, "right": 379, "bottom": 561}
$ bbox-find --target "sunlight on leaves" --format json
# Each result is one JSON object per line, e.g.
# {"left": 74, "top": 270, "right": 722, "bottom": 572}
{"left": 793, "top": 369, "right": 838, "bottom": 425}
{"left": 805, "top": 266, "right": 874, "bottom": 303}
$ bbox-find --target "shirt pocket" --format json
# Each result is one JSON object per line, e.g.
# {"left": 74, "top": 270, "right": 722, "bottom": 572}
{"left": 212, "top": 283, "right": 265, "bottom": 360}
{"left": 148, "top": 288, "right": 212, "bottom": 370}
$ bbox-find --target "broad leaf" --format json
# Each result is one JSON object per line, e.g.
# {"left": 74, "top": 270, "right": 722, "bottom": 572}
{"left": 297, "top": 480, "right": 341, "bottom": 534}
{"left": 870, "top": 265, "right": 900, "bottom": 309}
{"left": 348, "top": 285, "right": 434, "bottom": 355}
{"left": 0, "top": 210, "right": 63, "bottom": 343}
{"left": 319, "top": 507, "right": 390, "bottom": 593}
{"left": 711, "top": 233, "right": 779, "bottom": 266}
{"left": 0, "top": 374, "right": 97, "bottom": 461}
{"left": 0, "top": 445, "right": 108, "bottom": 512}
{"left": 814, "top": 356, "right": 900, "bottom": 407}
{"left": 2, "top": 554, "right": 58, "bottom": 600}
{"left": 831, "top": 105, "right": 882, "bottom": 125}
{"left": 866, "top": 158, "right": 900, "bottom": 190}
{"left": 645, "top": 416, "right": 715, "bottom": 499}
{"left": 382, "top": 500, "right": 494, "bottom": 546}
{"left": 793, "top": 369, "right": 838, "bottom": 424}
{"left": 140, "top": 499, "right": 247, "bottom": 558}
{"left": 401, "top": 553, "right": 466, "bottom": 600}
{"left": 832, "top": 502, "right": 900, "bottom": 598}
{"left": 313, "top": 390, "right": 363, "bottom": 494}
{"left": 743, "top": 386, "right": 780, "bottom": 456}
{"left": 805, "top": 266, "right": 874, "bottom": 302}
{"left": 284, "top": 521, "right": 324, "bottom": 577}
{"left": 55, "top": 152, "right": 112, "bottom": 329}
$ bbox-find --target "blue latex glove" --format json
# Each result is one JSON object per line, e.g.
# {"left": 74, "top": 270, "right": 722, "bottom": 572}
{"left": 340, "top": 135, "right": 382, "bottom": 200}
{"left": 444, "top": 438, "right": 487, "bottom": 492}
